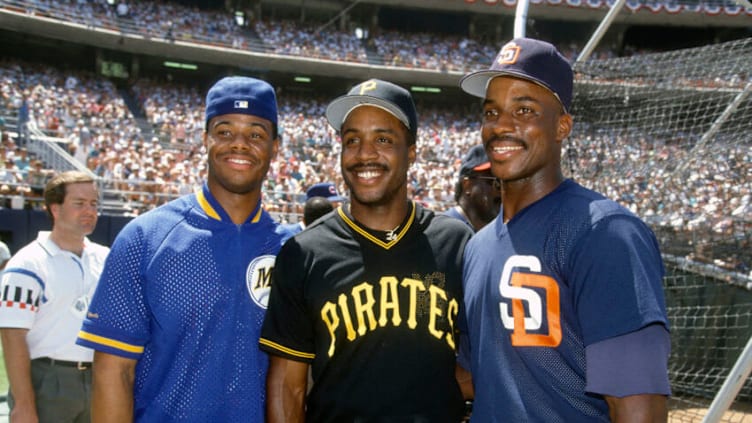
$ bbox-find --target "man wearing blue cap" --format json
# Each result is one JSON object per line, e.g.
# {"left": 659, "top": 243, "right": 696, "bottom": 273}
{"left": 77, "top": 76, "right": 288, "bottom": 422}
{"left": 281, "top": 182, "right": 345, "bottom": 235}
{"left": 458, "top": 38, "right": 670, "bottom": 422}
{"left": 261, "top": 79, "right": 473, "bottom": 422}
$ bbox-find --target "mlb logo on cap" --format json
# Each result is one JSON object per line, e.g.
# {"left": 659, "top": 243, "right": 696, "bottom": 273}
{"left": 234, "top": 100, "right": 249, "bottom": 109}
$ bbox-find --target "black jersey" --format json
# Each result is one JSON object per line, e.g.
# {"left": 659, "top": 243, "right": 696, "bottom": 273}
{"left": 260, "top": 201, "right": 472, "bottom": 422}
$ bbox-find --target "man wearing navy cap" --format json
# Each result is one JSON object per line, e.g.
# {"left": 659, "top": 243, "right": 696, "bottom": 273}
{"left": 459, "top": 38, "right": 670, "bottom": 422}
{"left": 281, "top": 182, "right": 345, "bottom": 235}
{"left": 261, "top": 79, "right": 473, "bottom": 422}
{"left": 78, "top": 76, "right": 289, "bottom": 422}
{"left": 443, "top": 144, "right": 501, "bottom": 232}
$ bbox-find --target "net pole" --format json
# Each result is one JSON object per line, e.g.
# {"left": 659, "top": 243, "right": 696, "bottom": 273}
{"left": 673, "top": 81, "right": 752, "bottom": 174}
{"left": 513, "top": 0, "right": 530, "bottom": 38}
{"left": 701, "top": 335, "right": 752, "bottom": 423}
{"left": 575, "top": 0, "right": 627, "bottom": 64}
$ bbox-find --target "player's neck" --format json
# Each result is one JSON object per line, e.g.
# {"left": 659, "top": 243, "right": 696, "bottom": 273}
{"left": 49, "top": 228, "right": 85, "bottom": 257}
{"left": 349, "top": 198, "right": 410, "bottom": 232}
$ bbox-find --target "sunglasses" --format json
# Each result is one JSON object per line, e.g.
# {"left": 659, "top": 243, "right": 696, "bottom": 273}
{"left": 466, "top": 175, "right": 501, "bottom": 190}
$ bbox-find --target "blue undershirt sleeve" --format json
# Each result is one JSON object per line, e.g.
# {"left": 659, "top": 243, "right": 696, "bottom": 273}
{"left": 585, "top": 323, "right": 672, "bottom": 397}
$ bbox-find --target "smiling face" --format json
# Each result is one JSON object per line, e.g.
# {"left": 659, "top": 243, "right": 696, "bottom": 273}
{"left": 340, "top": 105, "right": 415, "bottom": 211}
{"left": 204, "top": 113, "right": 279, "bottom": 198}
{"left": 481, "top": 76, "right": 572, "bottom": 190}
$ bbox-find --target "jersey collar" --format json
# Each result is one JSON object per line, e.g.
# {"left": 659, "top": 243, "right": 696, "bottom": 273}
{"left": 338, "top": 201, "right": 416, "bottom": 250}
{"left": 196, "top": 183, "right": 263, "bottom": 224}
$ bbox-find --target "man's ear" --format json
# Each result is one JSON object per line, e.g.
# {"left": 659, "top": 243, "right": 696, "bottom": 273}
{"left": 556, "top": 113, "right": 573, "bottom": 143}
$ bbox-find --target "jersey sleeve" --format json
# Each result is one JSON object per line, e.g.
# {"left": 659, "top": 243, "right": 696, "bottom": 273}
{"left": 0, "top": 256, "right": 44, "bottom": 329}
{"left": 259, "top": 238, "right": 316, "bottom": 362}
{"left": 585, "top": 323, "right": 671, "bottom": 397}
{"left": 76, "top": 222, "right": 151, "bottom": 360}
{"left": 569, "top": 214, "right": 669, "bottom": 346}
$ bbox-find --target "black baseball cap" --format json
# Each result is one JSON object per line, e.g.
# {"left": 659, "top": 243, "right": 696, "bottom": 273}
{"left": 325, "top": 79, "right": 418, "bottom": 141}
{"left": 460, "top": 38, "right": 573, "bottom": 112}
{"left": 460, "top": 145, "right": 491, "bottom": 177}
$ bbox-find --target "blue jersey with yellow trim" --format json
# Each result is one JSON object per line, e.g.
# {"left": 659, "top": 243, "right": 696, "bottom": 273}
{"left": 77, "top": 184, "right": 287, "bottom": 423}
{"left": 461, "top": 179, "right": 668, "bottom": 422}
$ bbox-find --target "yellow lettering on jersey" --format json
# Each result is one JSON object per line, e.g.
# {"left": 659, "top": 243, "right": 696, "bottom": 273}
{"left": 400, "top": 278, "right": 426, "bottom": 329}
{"left": 352, "top": 282, "right": 377, "bottom": 336}
{"left": 321, "top": 302, "right": 340, "bottom": 357}
{"left": 338, "top": 293, "right": 357, "bottom": 341}
{"left": 428, "top": 285, "right": 447, "bottom": 340}
{"left": 446, "top": 298, "right": 458, "bottom": 349}
{"left": 378, "top": 276, "right": 402, "bottom": 327}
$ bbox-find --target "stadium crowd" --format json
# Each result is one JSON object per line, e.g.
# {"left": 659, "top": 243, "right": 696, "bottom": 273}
{"left": 3, "top": 0, "right": 661, "bottom": 74}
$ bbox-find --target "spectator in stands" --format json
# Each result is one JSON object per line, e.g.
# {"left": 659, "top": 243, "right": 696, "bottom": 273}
{"left": 77, "top": 76, "right": 289, "bottom": 422}
{"left": 443, "top": 144, "right": 500, "bottom": 231}
{"left": 458, "top": 38, "right": 671, "bottom": 421}
{"left": 0, "top": 171, "right": 109, "bottom": 423}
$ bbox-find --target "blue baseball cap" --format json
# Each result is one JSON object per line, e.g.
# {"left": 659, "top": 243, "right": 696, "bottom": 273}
{"left": 460, "top": 38, "right": 573, "bottom": 112}
{"left": 306, "top": 182, "right": 346, "bottom": 202}
{"left": 204, "top": 76, "right": 278, "bottom": 129}
{"left": 325, "top": 79, "right": 418, "bottom": 142}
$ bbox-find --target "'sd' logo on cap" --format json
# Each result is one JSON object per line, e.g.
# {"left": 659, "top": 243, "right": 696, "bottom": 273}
{"left": 234, "top": 100, "right": 249, "bottom": 109}
{"left": 498, "top": 43, "right": 521, "bottom": 65}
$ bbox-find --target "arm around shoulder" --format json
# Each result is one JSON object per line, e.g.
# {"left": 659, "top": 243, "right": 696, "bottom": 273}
{"left": 91, "top": 350, "right": 136, "bottom": 423}
{"left": 266, "top": 355, "right": 309, "bottom": 423}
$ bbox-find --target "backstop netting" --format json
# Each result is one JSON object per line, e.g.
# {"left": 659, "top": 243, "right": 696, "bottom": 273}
{"left": 567, "top": 37, "right": 752, "bottom": 422}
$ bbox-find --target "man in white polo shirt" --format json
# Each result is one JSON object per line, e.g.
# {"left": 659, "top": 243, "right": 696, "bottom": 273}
{"left": 0, "top": 170, "right": 109, "bottom": 423}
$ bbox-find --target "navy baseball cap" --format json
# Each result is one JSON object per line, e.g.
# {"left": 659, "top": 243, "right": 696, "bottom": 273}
{"left": 205, "top": 76, "right": 278, "bottom": 129}
{"left": 460, "top": 38, "right": 573, "bottom": 112}
{"left": 325, "top": 79, "right": 418, "bottom": 142}
{"left": 306, "top": 182, "right": 346, "bottom": 202}
{"left": 460, "top": 145, "right": 491, "bottom": 177}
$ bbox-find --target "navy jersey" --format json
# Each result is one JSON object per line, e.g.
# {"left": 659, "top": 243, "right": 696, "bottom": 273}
{"left": 77, "top": 185, "right": 287, "bottom": 423}
{"left": 260, "top": 202, "right": 472, "bottom": 422}
{"left": 461, "top": 179, "right": 668, "bottom": 422}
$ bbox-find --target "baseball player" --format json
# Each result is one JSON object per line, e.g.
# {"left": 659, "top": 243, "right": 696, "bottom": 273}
{"left": 443, "top": 144, "right": 501, "bottom": 232}
{"left": 458, "top": 38, "right": 671, "bottom": 421}
{"left": 76, "top": 77, "right": 288, "bottom": 422}
{"left": 260, "top": 79, "right": 473, "bottom": 422}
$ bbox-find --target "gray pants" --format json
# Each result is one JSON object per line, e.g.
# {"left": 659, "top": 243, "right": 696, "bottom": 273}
{"left": 8, "top": 359, "right": 92, "bottom": 423}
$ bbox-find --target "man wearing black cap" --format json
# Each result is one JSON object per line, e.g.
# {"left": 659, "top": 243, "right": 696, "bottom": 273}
{"left": 444, "top": 144, "right": 501, "bottom": 232}
{"left": 260, "top": 79, "right": 473, "bottom": 422}
{"left": 458, "top": 38, "right": 670, "bottom": 422}
{"left": 77, "top": 76, "right": 289, "bottom": 422}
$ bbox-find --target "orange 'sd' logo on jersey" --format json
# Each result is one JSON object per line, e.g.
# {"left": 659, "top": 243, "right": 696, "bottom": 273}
{"left": 498, "top": 255, "right": 561, "bottom": 348}
{"left": 246, "top": 255, "right": 276, "bottom": 309}
{"left": 498, "top": 43, "right": 521, "bottom": 65}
